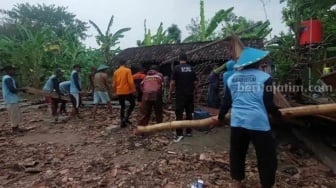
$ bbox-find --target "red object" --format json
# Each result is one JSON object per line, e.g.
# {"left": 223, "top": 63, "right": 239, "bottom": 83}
{"left": 299, "top": 19, "right": 322, "bottom": 46}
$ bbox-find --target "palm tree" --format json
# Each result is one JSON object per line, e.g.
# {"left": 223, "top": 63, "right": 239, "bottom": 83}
{"left": 89, "top": 15, "right": 131, "bottom": 63}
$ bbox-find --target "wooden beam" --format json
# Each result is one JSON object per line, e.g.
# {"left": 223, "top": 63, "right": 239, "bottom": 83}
{"left": 23, "top": 87, "right": 71, "bottom": 101}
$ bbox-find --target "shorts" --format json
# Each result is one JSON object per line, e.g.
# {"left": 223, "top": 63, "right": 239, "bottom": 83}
{"left": 93, "top": 91, "right": 110, "bottom": 104}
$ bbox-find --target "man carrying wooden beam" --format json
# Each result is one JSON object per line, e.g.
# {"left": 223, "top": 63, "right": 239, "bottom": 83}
{"left": 59, "top": 80, "right": 70, "bottom": 115}
{"left": 218, "top": 47, "right": 281, "bottom": 188}
{"left": 70, "top": 64, "right": 82, "bottom": 118}
{"left": 1, "top": 65, "right": 26, "bottom": 133}
{"left": 42, "top": 68, "right": 63, "bottom": 121}
{"left": 113, "top": 60, "right": 136, "bottom": 128}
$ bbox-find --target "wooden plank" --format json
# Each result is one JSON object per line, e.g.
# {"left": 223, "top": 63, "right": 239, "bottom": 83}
{"left": 23, "top": 87, "right": 71, "bottom": 101}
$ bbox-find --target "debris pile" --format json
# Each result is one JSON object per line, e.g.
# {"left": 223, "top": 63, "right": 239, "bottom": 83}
{"left": 0, "top": 102, "right": 335, "bottom": 187}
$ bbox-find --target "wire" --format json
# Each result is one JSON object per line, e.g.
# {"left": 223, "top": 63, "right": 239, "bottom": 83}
{"left": 259, "top": 0, "right": 272, "bottom": 39}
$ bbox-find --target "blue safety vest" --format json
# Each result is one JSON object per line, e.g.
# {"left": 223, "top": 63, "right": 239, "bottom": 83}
{"left": 59, "top": 81, "right": 70, "bottom": 94}
{"left": 70, "top": 70, "right": 81, "bottom": 94}
{"left": 2, "top": 75, "right": 19, "bottom": 104}
{"left": 42, "top": 75, "right": 56, "bottom": 92}
{"left": 227, "top": 68, "right": 270, "bottom": 131}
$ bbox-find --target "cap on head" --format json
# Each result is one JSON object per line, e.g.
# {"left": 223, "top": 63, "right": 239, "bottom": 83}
{"left": 234, "top": 47, "right": 269, "bottom": 69}
{"left": 97, "top": 64, "right": 110, "bottom": 71}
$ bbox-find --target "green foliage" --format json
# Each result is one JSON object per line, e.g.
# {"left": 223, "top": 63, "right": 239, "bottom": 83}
{"left": 167, "top": 24, "right": 181, "bottom": 43}
{"left": 0, "top": 3, "right": 105, "bottom": 89}
{"left": 184, "top": 1, "right": 270, "bottom": 43}
{"left": 184, "top": 2, "right": 234, "bottom": 42}
{"left": 266, "top": 33, "right": 296, "bottom": 80}
{"left": 137, "top": 20, "right": 182, "bottom": 46}
{"left": 272, "top": 0, "right": 336, "bottom": 80}
{"left": 200, "top": 0, "right": 206, "bottom": 41}
{"left": 207, "top": 7, "right": 234, "bottom": 38}
{"left": 0, "top": 3, "right": 88, "bottom": 40}
{"left": 89, "top": 15, "right": 131, "bottom": 63}
{"left": 221, "top": 16, "right": 272, "bottom": 39}
{"left": 0, "top": 25, "right": 57, "bottom": 87}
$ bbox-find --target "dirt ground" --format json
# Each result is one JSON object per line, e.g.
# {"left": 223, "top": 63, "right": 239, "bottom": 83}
{"left": 0, "top": 102, "right": 336, "bottom": 188}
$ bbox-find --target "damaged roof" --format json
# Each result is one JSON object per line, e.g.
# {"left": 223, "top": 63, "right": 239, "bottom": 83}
{"left": 110, "top": 38, "right": 264, "bottom": 67}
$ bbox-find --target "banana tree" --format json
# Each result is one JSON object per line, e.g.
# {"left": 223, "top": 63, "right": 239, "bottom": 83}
{"left": 184, "top": 1, "right": 234, "bottom": 42}
{"left": 221, "top": 17, "right": 272, "bottom": 39}
{"left": 0, "top": 25, "right": 55, "bottom": 87}
{"left": 89, "top": 15, "right": 131, "bottom": 63}
{"left": 137, "top": 21, "right": 181, "bottom": 46}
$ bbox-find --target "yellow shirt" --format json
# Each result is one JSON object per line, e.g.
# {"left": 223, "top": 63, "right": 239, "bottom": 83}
{"left": 112, "top": 66, "right": 136, "bottom": 95}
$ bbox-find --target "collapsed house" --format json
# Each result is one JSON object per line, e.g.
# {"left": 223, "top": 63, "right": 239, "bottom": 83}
{"left": 110, "top": 38, "right": 266, "bottom": 105}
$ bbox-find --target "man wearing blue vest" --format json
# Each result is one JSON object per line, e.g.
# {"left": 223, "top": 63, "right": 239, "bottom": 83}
{"left": 59, "top": 80, "right": 70, "bottom": 115}
{"left": 218, "top": 47, "right": 281, "bottom": 188}
{"left": 42, "top": 69, "right": 63, "bottom": 120}
{"left": 70, "top": 64, "right": 82, "bottom": 118}
{"left": 1, "top": 65, "right": 26, "bottom": 133}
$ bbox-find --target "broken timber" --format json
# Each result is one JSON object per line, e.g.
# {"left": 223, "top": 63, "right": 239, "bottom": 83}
{"left": 135, "top": 103, "right": 336, "bottom": 134}
{"left": 23, "top": 87, "right": 71, "bottom": 101}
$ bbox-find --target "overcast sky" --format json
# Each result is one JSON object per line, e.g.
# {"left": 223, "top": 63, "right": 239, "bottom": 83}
{"left": 2, "top": 0, "right": 288, "bottom": 49}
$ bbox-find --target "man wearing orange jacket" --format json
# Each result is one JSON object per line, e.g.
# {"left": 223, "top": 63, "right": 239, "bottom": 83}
{"left": 113, "top": 60, "right": 136, "bottom": 128}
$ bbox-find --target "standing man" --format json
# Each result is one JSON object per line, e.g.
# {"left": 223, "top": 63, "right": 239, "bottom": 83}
{"left": 168, "top": 51, "right": 198, "bottom": 142}
{"left": 112, "top": 60, "right": 136, "bottom": 128}
{"left": 88, "top": 66, "right": 97, "bottom": 97}
{"left": 1, "top": 65, "right": 26, "bottom": 133}
{"left": 132, "top": 66, "right": 146, "bottom": 105}
{"left": 92, "top": 64, "right": 112, "bottom": 120}
{"left": 207, "top": 63, "right": 226, "bottom": 108}
{"left": 138, "top": 65, "right": 164, "bottom": 127}
{"left": 218, "top": 47, "right": 281, "bottom": 188}
{"left": 70, "top": 64, "right": 82, "bottom": 118}
{"left": 42, "top": 68, "right": 63, "bottom": 120}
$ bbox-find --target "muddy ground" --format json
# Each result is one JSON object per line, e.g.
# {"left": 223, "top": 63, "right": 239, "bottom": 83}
{"left": 0, "top": 101, "right": 336, "bottom": 188}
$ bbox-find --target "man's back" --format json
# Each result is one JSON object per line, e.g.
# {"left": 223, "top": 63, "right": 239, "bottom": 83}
{"left": 141, "top": 70, "right": 163, "bottom": 101}
{"left": 2, "top": 74, "right": 19, "bottom": 104}
{"left": 94, "top": 72, "right": 108, "bottom": 91}
{"left": 113, "top": 66, "right": 135, "bottom": 95}
{"left": 172, "top": 64, "right": 197, "bottom": 96}
{"left": 59, "top": 81, "right": 70, "bottom": 94}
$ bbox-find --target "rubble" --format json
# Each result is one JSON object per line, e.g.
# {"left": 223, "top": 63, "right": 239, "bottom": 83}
{"left": 0, "top": 102, "right": 335, "bottom": 187}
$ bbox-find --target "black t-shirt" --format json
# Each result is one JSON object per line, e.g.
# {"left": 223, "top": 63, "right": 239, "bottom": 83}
{"left": 171, "top": 63, "right": 198, "bottom": 96}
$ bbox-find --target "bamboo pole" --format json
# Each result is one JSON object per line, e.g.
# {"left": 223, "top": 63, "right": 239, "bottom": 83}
{"left": 135, "top": 103, "right": 336, "bottom": 134}
{"left": 23, "top": 87, "right": 71, "bottom": 101}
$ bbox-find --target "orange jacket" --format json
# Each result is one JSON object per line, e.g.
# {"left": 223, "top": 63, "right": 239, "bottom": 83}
{"left": 112, "top": 66, "right": 136, "bottom": 95}
{"left": 132, "top": 72, "right": 146, "bottom": 80}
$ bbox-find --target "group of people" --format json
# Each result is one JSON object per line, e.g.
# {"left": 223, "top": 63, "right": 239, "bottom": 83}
{"left": 42, "top": 64, "right": 83, "bottom": 121}
{"left": 2, "top": 45, "right": 281, "bottom": 187}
